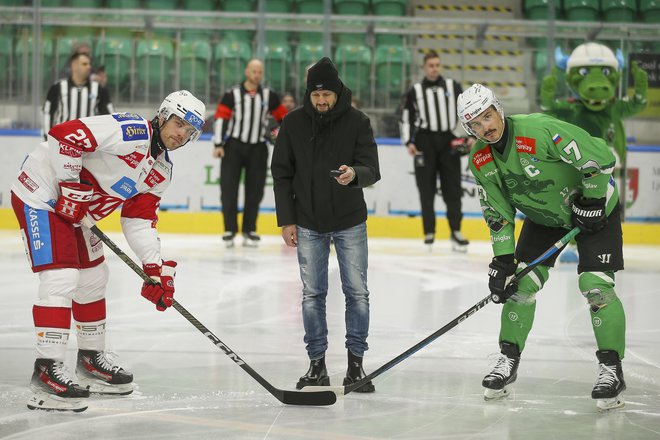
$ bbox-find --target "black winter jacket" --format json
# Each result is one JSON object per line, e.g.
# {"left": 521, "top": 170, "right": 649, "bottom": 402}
{"left": 272, "top": 86, "right": 380, "bottom": 233}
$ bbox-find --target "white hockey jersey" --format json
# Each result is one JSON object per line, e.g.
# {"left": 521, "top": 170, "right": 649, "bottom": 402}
{"left": 11, "top": 112, "right": 172, "bottom": 265}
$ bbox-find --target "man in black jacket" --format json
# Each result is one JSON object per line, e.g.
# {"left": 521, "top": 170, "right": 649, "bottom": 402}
{"left": 272, "top": 57, "right": 380, "bottom": 393}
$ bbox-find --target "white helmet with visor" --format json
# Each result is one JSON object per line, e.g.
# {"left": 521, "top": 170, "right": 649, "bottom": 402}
{"left": 456, "top": 84, "right": 505, "bottom": 143}
{"left": 158, "top": 90, "right": 206, "bottom": 145}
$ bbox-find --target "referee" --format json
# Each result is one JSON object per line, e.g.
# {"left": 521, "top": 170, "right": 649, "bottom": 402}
{"left": 400, "top": 51, "right": 471, "bottom": 251}
{"left": 43, "top": 52, "right": 113, "bottom": 139}
{"left": 212, "top": 59, "right": 288, "bottom": 248}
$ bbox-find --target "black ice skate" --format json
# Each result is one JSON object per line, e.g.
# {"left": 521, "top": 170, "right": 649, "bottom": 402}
{"left": 343, "top": 350, "right": 375, "bottom": 393}
{"left": 424, "top": 233, "right": 434, "bottom": 245}
{"left": 76, "top": 350, "right": 134, "bottom": 395}
{"left": 223, "top": 232, "right": 236, "bottom": 248}
{"left": 450, "top": 231, "right": 469, "bottom": 253}
{"left": 296, "top": 357, "right": 330, "bottom": 389}
{"left": 482, "top": 342, "right": 520, "bottom": 400}
{"left": 592, "top": 350, "right": 626, "bottom": 411}
{"left": 28, "top": 358, "right": 89, "bottom": 412}
{"left": 242, "top": 232, "right": 261, "bottom": 248}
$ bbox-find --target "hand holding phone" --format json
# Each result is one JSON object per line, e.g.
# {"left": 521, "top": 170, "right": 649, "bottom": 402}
{"left": 329, "top": 169, "right": 344, "bottom": 177}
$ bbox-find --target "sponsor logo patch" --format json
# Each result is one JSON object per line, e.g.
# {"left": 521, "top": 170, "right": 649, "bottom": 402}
{"left": 110, "top": 176, "right": 137, "bottom": 198}
{"left": 118, "top": 151, "right": 146, "bottom": 169}
{"left": 183, "top": 111, "right": 204, "bottom": 131}
{"left": 472, "top": 146, "right": 493, "bottom": 171}
{"left": 112, "top": 112, "right": 143, "bottom": 122}
{"left": 18, "top": 171, "right": 39, "bottom": 192}
{"left": 515, "top": 136, "right": 536, "bottom": 154}
{"left": 552, "top": 133, "right": 562, "bottom": 144}
{"left": 121, "top": 124, "right": 149, "bottom": 141}
{"left": 59, "top": 142, "right": 82, "bottom": 158}
{"left": 145, "top": 169, "right": 166, "bottom": 187}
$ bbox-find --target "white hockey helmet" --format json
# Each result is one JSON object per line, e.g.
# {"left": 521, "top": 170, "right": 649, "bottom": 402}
{"left": 456, "top": 83, "right": 505, "bottom": 143}
{"left": 566, "top": 42, "right": 619, "bottom": 72}
{"left": 158, "top": 90, "right": 206, "bottom": 144}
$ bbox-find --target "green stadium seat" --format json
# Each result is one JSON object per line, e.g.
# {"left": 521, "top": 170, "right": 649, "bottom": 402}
{"left": 335, "top": 20, "right": 365, "bottom": 44}
{"left": 372, "top": 0, "right": 408, "bottom": 16}
{"left": 69, "top": 0, "right": 103, "bottom": 7}
{"left": 601, "top": 0, "right": 636, "bottom": 22}
{"left": 222, "top": 28, "right": 254, "bottom": 43}
{"left": 107, "top": 0, "right": 142, "bottom": 7}
{"left": 374, "top": 44, "right": 410, "bottom": 104}
{"left": 533, "top": 50, "right": 548, "bottom": 75}
{"left": 528, "top": 37, "right": 548, "bottom": 48}
{"left": 563, "top": 0, "right": 599, "bottom": 21}
{"left": 524, "top": 0, "right": 550, "bottom": 20}
{"left": 15, "top": 34, "right": 54, "bottom": 91}
{"left": 99, "top": 37, "right": 133, "bottom": 95}
{"left": 214, "top": 39, "right": 252, "bottom": 91}
{"left": 296, "top": 43, "right": 324, "bottom": 88}
{"left": 41, "top": 0, "right": 62, "bottom": 6}
{"left": 266, "top": 0, "right": 293, "bottom": 13}
{"left": 334, "top": 44, "right": 372, "bottom": 101}
{"left": 334, "top": 0, "right": 370, "bottom": 15}
{"left": 145, "top": 0, "right": 178, "bottom": 9}
{"left": 0, "top": 35, "right": 12, "bottom": 90}
{"left": 264, "top": 43, "right": 292, "bottom": 92}
{"left": 376, "top": 34, "right": 403, "bottom": 45}
{"left": 136, "top": 39, "right": 174, "bottom": 100}
{"left": 297, "top": 0, "right": 324, "bottom": 14}
{"left": 639, "top": 0, "right": 660, "bottom": 22}
{"left": 224, "top": 0, "right": 255, "bottom": 11}
{"left": 182, "top": 0, "right": 218, "bottom": 10}
{"left": 179, "top": 40, "right": 211, "bottom": 98}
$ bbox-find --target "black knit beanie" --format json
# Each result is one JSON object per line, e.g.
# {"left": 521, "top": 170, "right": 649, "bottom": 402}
{"left": 306, "top": 57, "right": 342, "bottom": 95}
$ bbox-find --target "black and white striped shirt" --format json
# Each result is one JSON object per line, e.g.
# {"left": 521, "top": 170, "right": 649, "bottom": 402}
{"left": 43, "top": 78, "right": 113, "bottom": 137}
{"left": 213, "top": 84, "right": 287, "bottom": 146}
{"left": 400, "top": 76, "right": 462, "bottom": 145}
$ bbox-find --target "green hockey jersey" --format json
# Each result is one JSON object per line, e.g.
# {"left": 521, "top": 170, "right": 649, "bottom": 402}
{"left": 469, "top": 113, "right": 619, "bottom": 256}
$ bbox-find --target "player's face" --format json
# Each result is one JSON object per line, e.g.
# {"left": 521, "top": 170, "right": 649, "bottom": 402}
{"left": 467, "top": 107, "right": 504, "bottom": 143}
{"left": 160, "top": 115, "right": 197, "bottom": 151}
{"left": 310, "top": 90, "right": 337, "bottom": 113}
{"left": 423, "top": 57, "right": 441, "bottom": 82}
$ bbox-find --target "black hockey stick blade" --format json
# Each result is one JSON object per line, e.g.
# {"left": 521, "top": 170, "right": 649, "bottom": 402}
{"left": 82, "top": 218, "right": 336, "bottom": 406}
{"left": 305, "top": 227, "right": 581, "bottom": 396}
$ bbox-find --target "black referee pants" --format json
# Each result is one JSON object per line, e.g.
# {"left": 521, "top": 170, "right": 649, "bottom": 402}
{"left": 220, "top": 138, "right": 269, "bottom": 234}
{"left": 413, "top": 131, "right": 463, "bottom": 235}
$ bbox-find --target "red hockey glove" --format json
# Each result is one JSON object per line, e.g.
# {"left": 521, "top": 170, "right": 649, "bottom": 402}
{"left": 141, "top": 260, "right": 177, "bottom": 311}
{"left": 488, "top": 255, "right": 518, "bottom": 304}
{"left": 55, "top": 182, "right": 94, "bottom": 223}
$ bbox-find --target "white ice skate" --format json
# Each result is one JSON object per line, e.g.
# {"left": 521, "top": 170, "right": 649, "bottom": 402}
{"left": 451, "top": 231, "right": 469, "bottom": 253}
{"left": 223, "top": 232, "right": 236, "bottom": 249}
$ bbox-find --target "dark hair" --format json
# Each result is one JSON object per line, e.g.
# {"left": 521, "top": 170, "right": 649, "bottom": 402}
{"left": 423, "top": 51, "right": 440, "bottom": 64}
{"left": 68, "top": 52, "right": 91, "bottom": 67}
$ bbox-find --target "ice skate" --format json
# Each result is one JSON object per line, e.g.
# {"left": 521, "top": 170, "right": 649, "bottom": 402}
{"left": 423, "top": 233, "right": 434, "bottom": 246}
{"left": 343, "top": 350, "right": 375, "bottom": 393}
{"left": 222, "top": 232, "right": 236, "bottom": 248}
{"left": 242, "top": 232, "right": 260, "bottom": 248}
{"left": 482, "top": 342, "right": 520, "bottom": 401}
{"left": 28, "top": 358, "right": 89, "bottom": 412}
{"left": 76, "top": 350, "right": 134, "bottom": 395}
{"left": 451, "top": 231, "right": 469, "bottom": 253}
{"left": 592, "top": 350, "right": 626, "bottom": 411}
{"left": 296, "top": 357, "right": 330, "bottom": 389}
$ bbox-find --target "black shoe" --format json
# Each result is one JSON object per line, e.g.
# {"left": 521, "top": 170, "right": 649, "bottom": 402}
{"left": 482, "top": 342, "right": 520, "bottom": 391}
{"left": 242, "top": 232, "right": 260, "bottom": 248}
{"left": 296, "top": 357, "right": 330, "bottom": 389}
{"left": 424, "top": 233, "right": 434, "bottom": 245}
{"left": 343, "top": 350, "right": 375, "bottom": 393}
{"left": 222, "top": 232, "right": 236, "bottom": 248}
{"left": 592, "top": 350, "right": 626, "bottom": 399}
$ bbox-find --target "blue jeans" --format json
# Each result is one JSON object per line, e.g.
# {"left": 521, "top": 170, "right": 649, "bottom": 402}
{"left": 296, "top": 222, "right": 370, "bottom": 360}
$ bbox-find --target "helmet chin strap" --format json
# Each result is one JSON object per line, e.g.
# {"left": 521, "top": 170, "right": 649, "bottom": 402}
{"left": 150, "top": 116, "right": 168, "bottom": 156}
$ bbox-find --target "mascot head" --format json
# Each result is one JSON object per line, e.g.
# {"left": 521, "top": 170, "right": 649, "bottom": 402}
{"left": 556, "top": 42, "right": 624, "bottom": 111}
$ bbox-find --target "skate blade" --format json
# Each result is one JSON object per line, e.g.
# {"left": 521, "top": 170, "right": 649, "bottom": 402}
{"left": 27, "top": 393, "right": 88, "bottom": 412}
{"left": 452, "top": 243, "right": 468, "bottom": 253}
{"left": 596, "top": 395, "right": 625, "bottom": 411}
{"left": 225, "top": 242, "right": 235, "bottom": 249}
{"left": 484, "top": 386, "right": 511, "bottom": 401}
{"left": 78, "top": 377, "right": 135, "bottom": 395}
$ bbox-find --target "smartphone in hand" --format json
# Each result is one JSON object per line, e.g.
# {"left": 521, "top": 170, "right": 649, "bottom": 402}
{"left": 329, "top": 169, "right": 344, "bottom": 177}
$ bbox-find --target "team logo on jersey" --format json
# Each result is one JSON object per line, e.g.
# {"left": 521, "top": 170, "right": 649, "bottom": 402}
{"left": 121, "top": 124, "right": 149, "bottom": 141}
{"left": 515, "top": 136, "right": 536, "bottom": 154}
{"left": 118, "top": 151, "right": 146, "bottom": 169}
{"left": 472, "top": 146, "right": 493, "bottom": 171}
{"left": 552, "top": 133, "right": 562, "bottom": 144}
{"left": 112, "top": 112, "right": 143, "bottom": 122}
{"left": 18, "top": 171, "right": 39, "bottom": 192}
{"left": 183, "top": 111, "right": 204, "bottom": 131}
{"left": 145, "top": 168, "right": 166, "bottom": 187}
{"left": 59, "top": 142, "right": 82, "bottom": 158}
{"left": 111, "top": 176, "right": 137, "bottom": 198}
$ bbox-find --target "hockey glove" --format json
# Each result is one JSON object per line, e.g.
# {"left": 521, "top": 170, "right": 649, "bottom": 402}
{"left": 571, "top": 196, "right": 607, "bottom": 234}
{"left": 55, "top": 181, "right": 94, "bottom": 223}
{"left": 450, "top": 137, "right": 471, "bottom": 156}
{"left": 141, "top": 260, "right": 177, "bottom": 311}
{"left": 488, "top": 255, "right": 518, "bottom": 304}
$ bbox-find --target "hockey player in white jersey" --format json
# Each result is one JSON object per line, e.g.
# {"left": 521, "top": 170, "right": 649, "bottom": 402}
{"left": 10, "top": 90, "right": 206, "bottom": 412}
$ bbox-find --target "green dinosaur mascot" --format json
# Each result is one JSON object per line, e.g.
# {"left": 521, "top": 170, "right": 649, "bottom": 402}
{"left": 540, "top": 42, "right": 648, "bottom": 263}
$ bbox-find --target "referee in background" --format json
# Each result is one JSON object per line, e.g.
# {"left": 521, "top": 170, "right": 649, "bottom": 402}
{"left": 43, "top": 52, "right": 113, "bottom": 139}
{"left": 400, "top": 50, "right": 472, "bottom": 251}
{"left": 212, "top": 59, "right": 288, "bottom": 248}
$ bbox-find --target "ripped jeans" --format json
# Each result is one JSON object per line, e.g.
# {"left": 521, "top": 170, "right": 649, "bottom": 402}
{"left": 296, "top": 222, "right": 370, "bottom": 360}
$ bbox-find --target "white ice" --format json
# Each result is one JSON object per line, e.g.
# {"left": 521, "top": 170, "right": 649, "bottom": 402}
{"left": 1, "top": 230, "right": 659, "bottom": 439}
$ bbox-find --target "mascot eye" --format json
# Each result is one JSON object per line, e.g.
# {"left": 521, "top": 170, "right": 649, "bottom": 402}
{"left": 602, "top": 67, "right": 611, "bottom": 75}
{"left": 578, "top": 67, "right": 588, "bottom": 76}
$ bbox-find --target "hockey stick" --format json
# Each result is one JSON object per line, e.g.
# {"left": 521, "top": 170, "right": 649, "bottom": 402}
{"left": 304, "top": 226, "right": 581, "bottom": 396}
{"left": 80, "top": 217, "right": 336, "bottom": 407}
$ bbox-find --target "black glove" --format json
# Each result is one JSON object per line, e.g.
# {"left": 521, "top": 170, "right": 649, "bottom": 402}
{"left": 450, "top": 137, "right": 471, "bottom": 156}
{"left": 571, "top": 196, "right": 607, "bottom": 234}
{"left": 488, "top": 255, "right": 518, "bottom": 304}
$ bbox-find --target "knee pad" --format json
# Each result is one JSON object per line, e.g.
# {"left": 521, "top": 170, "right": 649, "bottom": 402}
{"left": 510, "top": 264, "right": 549, "bottom": 305}
{"left": 579, "top": 271, "right": 617, "bottom": 311}
{"left": 74, "top": 263, "right": 109, "bottom": 304}
{"left": 37, "top": 268, "right": 80, "bottom": 307}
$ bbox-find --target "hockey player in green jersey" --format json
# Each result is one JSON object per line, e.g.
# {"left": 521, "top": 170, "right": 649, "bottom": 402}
{"left": 457, "top": 84, "right": 627, "bottom": 411}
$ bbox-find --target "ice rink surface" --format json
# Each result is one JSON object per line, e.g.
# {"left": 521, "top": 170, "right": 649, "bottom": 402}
{"left": 0, "top": 229, "right": 659, "bottom": 440}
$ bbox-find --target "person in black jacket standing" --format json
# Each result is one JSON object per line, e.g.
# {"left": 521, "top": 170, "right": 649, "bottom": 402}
{"left": 400, "top": 51, "right": 472, "bottom": 251}
{"left": 272, "top": 57, "right": 380, "bottom": 393}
